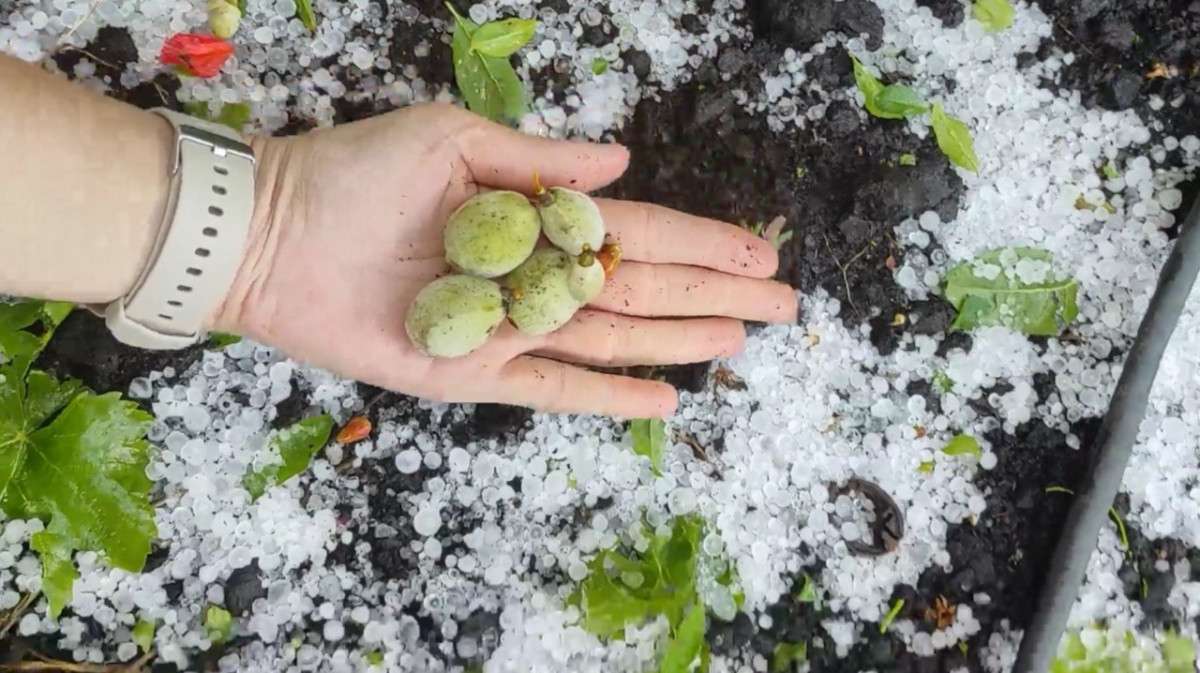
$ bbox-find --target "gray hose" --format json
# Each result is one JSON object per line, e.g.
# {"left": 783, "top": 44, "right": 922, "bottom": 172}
{"left": 1013, "top": 192, "right": 1200, "bottom": 673}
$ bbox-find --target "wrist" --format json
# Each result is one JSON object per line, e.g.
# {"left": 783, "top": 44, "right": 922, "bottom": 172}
{"left": 207, "top": 133, "right": 300, "bottom": 336}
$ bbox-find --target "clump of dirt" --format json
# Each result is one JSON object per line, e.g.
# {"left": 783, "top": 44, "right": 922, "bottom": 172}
{"left": 36, "top": 311, "right": 204, "bottom": 395}
{"left": 1034, "top": 0, "right": 1200, "bottom": 139}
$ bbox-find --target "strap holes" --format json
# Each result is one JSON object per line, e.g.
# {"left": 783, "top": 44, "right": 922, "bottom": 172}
{"left": 186, "top": 267, "right": 202, "bottom": 276}
{"left": 177, "top": 284, "right": 193, "bottom": 292}
{"left": 202, "top": 227, "right": 218, "bottom": 237}
{"left": 195, "top": 248, "right": 211, "bottom": 258}
{"left": 214, "top": 165, "right": 229, "bottom": 175}
{"left": 167, "top": 300, "right": 183, "bottom": 307}
{"left": 208, "top": 206, "right": 224, "bottom": 217}
{"left": 212, "top": 185, "right": 227, "bottom": 195}
{"left": 158, "top": 314, "right": 173, "bottom": 321}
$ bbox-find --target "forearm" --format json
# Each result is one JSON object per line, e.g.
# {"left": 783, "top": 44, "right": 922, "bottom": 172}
{"left": 0, "top": 54, "right": 171, "bottom": 304}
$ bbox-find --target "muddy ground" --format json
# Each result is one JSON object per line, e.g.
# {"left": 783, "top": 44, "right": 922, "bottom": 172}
{"left": 14, "top": 0, "right": 1200, "bottom": 669}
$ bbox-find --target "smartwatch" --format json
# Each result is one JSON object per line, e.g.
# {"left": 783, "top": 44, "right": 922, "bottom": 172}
{"left": 103, "top": 107, "right": 255, "bottom": 350}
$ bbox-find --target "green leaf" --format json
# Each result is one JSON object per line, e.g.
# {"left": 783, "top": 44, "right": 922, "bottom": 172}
{"left": 132, "top": 619, "right": 156, "bottom": 652}
{"left": 932, "top": 371, "right": 954, "bottom": 394}
{"left": 243, "top": 415, "right": 334, "bottom": 500}
{"left": 236, "top": 0, "right": 246, "bottom": 13}
{"left": 873, "top": 84, "right": 929, "bottom": 119}
{"left": 205, "top": 605, "right": 234, "bottom": 644}
{"left": 931, "top": 104, "right": 979, "bottom": 173}
{"left": 183, "top": 102, "right": 252, "bottom": 133}
{"left": 448, "top": 4, "right": 528, "bottom": 123}
{"left": 917, "top": 460, "right": 935, "bottom": 474}
{"left": 796, "top": 574, "right": 818, "bottom": 607}
{"left": 659, "top": 603, "right": 706, "bottom": 673}
{"left": 850, "top": 55, "right": 927, "bottom": 119}
{"left": 576, "top": 516, "right": 705, "bottom": 640}
{"left": 1163, "top": 633, "right": 1196, "bottom": 673}
{"left": 592, "top": 57, "right": 609, "bottom": 75}
{"left": 629, "top": 419, "right": 667, "bottom": 475}
{"left": 365, "top": 650, "right": 385, "bottom": 667}
{"left": 1045, "top": 485, "right": 1075, "bottom": 495}
{"left": 879, "top": 598, "right": 905, "bottom": 634}
{"left": 0, "top": 300, "right": 71, "bottom": 380}
{"left": 899, "top": 153, "right": 918, "bottom": 166}
{"left": 10, "top": 392, "right": 156, "bottom": 615}
{"left": 942, "top": 434, "right": 982, "bottom": 459}
{"left": 850, "top": 55, "right": 884, "bottom": 104}
{"left": 1102, "top": 161, "right": 1120, "bottom": 180}
{"left": 1108, "top": 507, "right": 1129, "bottom": 551}
{"left": 470, "top": 18, "right": 537, "bottom": 58}
{"left": 208, "top": 332, "right": 242, "bottom": 348}
{"left": 771, "top": 642, "right": 807, "bottom": 673}
{"left": 1, "top": 371, "right": 84, "bottom": 506}
{"left": 41, "top": 302, "right": 74, "bottom": 327}
{"left": 30, "top": 530, "right": 78, "bottom": 618}
{"left": 295, "top": 0, "right": 317, "bottom": 32}
{"left": 972, "top": 0, "right": 1014, "bottom": 32}
{"left": 942, "top": 248, "right": 1079, "bottom": 336}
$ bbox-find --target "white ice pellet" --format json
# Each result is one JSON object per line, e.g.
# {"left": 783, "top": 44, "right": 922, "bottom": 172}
{"left": 412, "top": 504, "right": 441, "bottom": 537}
{"left": 394, "top": 449, "right": 421, "bottom": 474}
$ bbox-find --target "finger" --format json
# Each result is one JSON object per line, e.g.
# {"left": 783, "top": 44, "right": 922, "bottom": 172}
{"left": 455, "top": 118, "right": 630, "bottom": 194}
{"left": 534, "top": 310, "right": 745, "bottom": 367}
{"left": 596, "top": 199, "right": 780, "bottom": 278}
{"left": 592, "top": 262, "right": 798, "bottom": 323}
{"left": 499, "top": 356, "right": 678, "bottom": 418}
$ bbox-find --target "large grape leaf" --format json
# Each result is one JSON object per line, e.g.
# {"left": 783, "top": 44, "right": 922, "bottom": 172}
{"left": 6, "top": 392, "right": 156, "bottom": 617}
{"left": 0, "top": 302, "right": 79, "bottom": 503}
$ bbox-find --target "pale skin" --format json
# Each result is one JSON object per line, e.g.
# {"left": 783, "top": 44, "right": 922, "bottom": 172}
{"left": 0, "top": 54, "right": 798, "bottom": 418}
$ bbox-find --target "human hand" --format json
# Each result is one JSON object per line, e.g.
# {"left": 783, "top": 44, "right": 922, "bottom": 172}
{"left": 214, "top": 104, "right": 797, "bottom": 418}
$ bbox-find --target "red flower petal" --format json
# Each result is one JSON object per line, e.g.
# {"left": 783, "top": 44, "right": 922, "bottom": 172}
{"left": 160, "top": 33, "right": 233, "bottom": 79}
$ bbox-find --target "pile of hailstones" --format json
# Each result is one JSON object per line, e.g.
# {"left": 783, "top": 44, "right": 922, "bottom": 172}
{"left": 405, "top": 185, "right": 617, "bottom": 357}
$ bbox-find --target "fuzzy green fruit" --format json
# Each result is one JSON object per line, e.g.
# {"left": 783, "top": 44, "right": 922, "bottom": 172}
{"left": 505, "top": 249, "right": 583, "bottom": 336}
{"left": 567, "top": 257, "right": 606, "bottom": 303}
{"left": 444, "top": 191, "right": 541, "bottom": 278}
{"left": 208, "top": 0, "right": 241, "bottom": 38}
{"left": 535, "top": 187, "right": 605, "bottom": 256}
{"left": 405, "top": 275, "right": 505, "bottom": 358}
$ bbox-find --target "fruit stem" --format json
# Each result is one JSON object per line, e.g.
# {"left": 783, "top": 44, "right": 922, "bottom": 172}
{"left": 577, "top": 246, "right": 596, "bottom": 267}
{"left": 597, "top": 241, "right": 622, "bottom": 278}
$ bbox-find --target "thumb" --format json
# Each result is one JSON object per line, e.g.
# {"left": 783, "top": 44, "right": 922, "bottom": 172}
{"left": 453, "top": 111, "right": 630, "bottom": 193}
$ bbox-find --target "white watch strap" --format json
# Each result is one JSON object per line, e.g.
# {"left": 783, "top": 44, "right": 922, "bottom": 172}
{"left": 105, "top": 108, "right": 255, "bottom": 350}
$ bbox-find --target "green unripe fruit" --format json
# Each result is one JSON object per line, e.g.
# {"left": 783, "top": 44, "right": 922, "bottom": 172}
{"left": 567, "top": 257, "right": 606, "bottom": 303}
{"left": 444, "top": 191, "right": 541, "bottom": 278}
{"left": 208, "top": 0, "right": 241, "bottom": 39}
{"left": 505, "top": 249, "right": 583, "bottom": 336}
{"left": 405, "top": 275, "right": 506, "bottom": 358}
{"left": 535, "top": 187, "right": 605, "bottom": 256}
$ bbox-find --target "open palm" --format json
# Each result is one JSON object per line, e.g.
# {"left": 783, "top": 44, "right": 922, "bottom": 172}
{"left": 217, "top": 104, "right": 796, "bottom": 418}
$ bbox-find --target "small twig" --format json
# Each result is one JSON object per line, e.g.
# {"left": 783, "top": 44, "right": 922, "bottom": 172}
{"left": 50, "top": 0, "right": 105, "bottom": 55}
{"left": 1054, "top": 18, "right": 1095, "bottom": 56}
{"left": 0, "top": 592, "right": 36, "bottom": 639}
{"left": 57, "top": 46, "right": 118, "bottom": 70}
{"left": 3, "top": 649, "right": 154, "bottom": 673}
{"left": 151, "top": 81, "right": 170, "bottom": 106}
{"left": 823, "top": 235, "right": 870, "bottom": 317}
